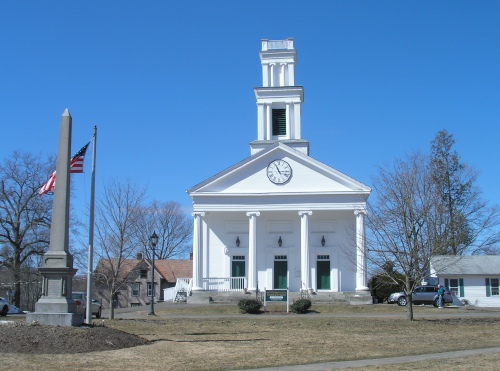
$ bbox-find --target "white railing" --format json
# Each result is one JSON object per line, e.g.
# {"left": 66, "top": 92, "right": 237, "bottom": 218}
{"left": 202, "top": 277, "right": 246, "bottom": 292}
{"left": 262, "top": 39, "right": 293, "bottom": 51}
{"left": 163, "top": 287, "right": 175, "bottom": 301}
{"left": 164, "top": 277, "right": 193, "bottom": 302}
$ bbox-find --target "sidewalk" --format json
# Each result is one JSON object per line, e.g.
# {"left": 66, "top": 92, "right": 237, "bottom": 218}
{"left": 240, "top": 347, "right": 500, "bottom": 370}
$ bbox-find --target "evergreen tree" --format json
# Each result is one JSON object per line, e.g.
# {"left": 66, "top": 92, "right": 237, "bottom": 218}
{"left": 429, "top": 130, "right": 499, "bottom": 255}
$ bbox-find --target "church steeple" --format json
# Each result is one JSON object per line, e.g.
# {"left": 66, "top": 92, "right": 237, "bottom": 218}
{"left": 250, "top": 38, "right": 308, "bottom": 155}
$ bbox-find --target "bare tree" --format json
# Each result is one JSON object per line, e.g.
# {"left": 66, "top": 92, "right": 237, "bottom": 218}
{"left": 93, "top": 178, "right": 146, "bottom": 319}
{"left": 138, "top": 201, "right": 192, "bottom": 260}
{"left": 430, "top": 129, "right": 500, "bottom": 255}
{"left": 367, "top": 130, "right": 500, "bottom": 320}
{"left": 367, "top": 152, "right": 441, "bottom": 321}
{"left": 0, "top": 151, "right": 54, "bottom": 308}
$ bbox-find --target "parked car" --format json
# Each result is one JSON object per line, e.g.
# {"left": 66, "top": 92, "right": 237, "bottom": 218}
{"left": 388, "top": 285, "right": 453, "bottom": 307}
{"left": 72, "top": 292, "right": 102, "bottom": 318}
{"left": 8, "top": 304, "right": 24, "bottom": 314}
{"left": 0, "top": 297, "right": 9, "bottom": 316}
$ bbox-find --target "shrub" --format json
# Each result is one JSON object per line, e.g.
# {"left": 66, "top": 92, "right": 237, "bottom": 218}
{"left": 290, "top": 299, "right": 311, "bottom": 314}
{"left": 368, "top": 272, "right": 406, "bottom": 303}
{"left": 237, "top": 299, "right": 262, "bottom": 314}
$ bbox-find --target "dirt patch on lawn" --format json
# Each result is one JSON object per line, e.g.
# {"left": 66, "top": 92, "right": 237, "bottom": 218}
{"left": 0, "top": 322, "right": 150, "bottom": 354}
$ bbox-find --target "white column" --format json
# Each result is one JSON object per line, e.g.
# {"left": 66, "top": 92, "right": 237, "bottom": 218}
{"left": 354, "top": 210, "right": 369, "bottom": 291}
{"left": 299, "top": 211, "right": 312, "bottom": 290}
{"left": 246, "top": 211, "right": 260, "bottom": 291}
{"left": 279, "top": 63, "right": 285, "bottom": 86}
{"left": 257, "top": 103, "right": 265, "bottom": 140}
{"left": 294, "top": 102, "right": 301, "bottom": 140}
{"left": 266, "top": 104, "right": 272, "bottom": 140}
{"left": 262, "top": 63, "right": 269, "bottom": 87}
{"left": 288, "top": 63, "right": 295, "bottom": 86}
{"left": 286, "top": 103, "right": 291, "bottom": 139}
{"left": 270, "top": 63, "right": 276, "bottom": 87}
{"left": 192, "top": 212, "right": 205, "bottom": 290}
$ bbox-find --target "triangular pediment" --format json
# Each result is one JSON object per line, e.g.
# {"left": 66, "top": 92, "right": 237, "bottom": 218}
{"left": 187, "top": 143, "right": 370, "bottom": 197}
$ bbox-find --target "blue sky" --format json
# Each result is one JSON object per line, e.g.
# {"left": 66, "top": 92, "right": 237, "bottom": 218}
{"left": 1, "top": 1, "right": 499, "bottom": 228}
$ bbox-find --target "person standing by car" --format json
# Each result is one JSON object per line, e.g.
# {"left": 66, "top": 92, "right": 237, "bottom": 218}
{"left": 437, "top": 284, "right": 446, "bottom": 308}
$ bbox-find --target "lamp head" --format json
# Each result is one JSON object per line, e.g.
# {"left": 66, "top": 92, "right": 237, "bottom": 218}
{"left": 150, "top": 231, "right": 159, "bottom": 248}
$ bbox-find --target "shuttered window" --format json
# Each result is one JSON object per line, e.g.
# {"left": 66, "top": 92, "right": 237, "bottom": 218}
{"left": 492, "top": 278, "right": 499, "bottom": 296}
{"left": 272, "top": 109, "right": 286, "bottom": 136}
{"left": 445, "top": 278, "right": 465, "bottom": 297}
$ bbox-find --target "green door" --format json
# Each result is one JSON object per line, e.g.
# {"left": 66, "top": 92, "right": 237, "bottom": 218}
{"left": 317, "top": 261, "right": 330, "bottom": 290}
{"left": 274, "top": 261, "right": 288, "bottom": 289}
{"left": 231, "top": 261, "right": 245, "bottom": 290}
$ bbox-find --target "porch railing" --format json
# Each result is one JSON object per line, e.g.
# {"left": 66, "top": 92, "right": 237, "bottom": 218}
{"left": 202, "top": 277, "right": 246, "bottom": 292}
{"left": 164, "top": 277, "right": 193, "bottom": 302}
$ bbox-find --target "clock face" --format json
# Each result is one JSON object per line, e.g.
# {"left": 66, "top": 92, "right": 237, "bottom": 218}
{"left": 267, "top": 160, "right": 292, "bottom": 184}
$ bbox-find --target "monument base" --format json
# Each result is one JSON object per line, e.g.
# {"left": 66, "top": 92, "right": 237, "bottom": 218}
{"left": 26, "top": 312, "right": 84, "bottom": 326}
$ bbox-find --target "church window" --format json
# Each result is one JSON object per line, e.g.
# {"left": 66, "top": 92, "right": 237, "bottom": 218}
{"left": 272, "top": 109, "right": 286, "bottom": 136}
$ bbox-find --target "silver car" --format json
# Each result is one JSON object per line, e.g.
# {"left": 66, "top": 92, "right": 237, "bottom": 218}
{"left": 0, "top": 297, "right": 9, "bottom": 316}
{"left": 72, "top": 292, "right": 102, "bottom": 318}
{"left": 388, "top": 285, "right": 453, "bottom": 307}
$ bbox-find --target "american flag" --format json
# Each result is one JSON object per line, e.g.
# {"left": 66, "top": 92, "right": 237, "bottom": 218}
{"left": 39, "top": 142, "right": 90, "bottom": 196}
{"left": 69, "top": 142, "right": 89, "bottom": 173}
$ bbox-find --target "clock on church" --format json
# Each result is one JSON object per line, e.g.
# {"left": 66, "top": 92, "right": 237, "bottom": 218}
{"left": 267, "top": 159, "right": 292, "bottom": 184}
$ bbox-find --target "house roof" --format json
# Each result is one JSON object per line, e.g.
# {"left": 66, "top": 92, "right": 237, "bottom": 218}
{"left": 430, "top": 255, "right": 500, "bottom": 275}
{"left": 95, "top": 259, "right": 146, "bottom": 281}
{"left": 154, "top": 260, "right": 192, "bottom": 282}
{"left": 96, "top": 258, "right": 192, "bottom": 282}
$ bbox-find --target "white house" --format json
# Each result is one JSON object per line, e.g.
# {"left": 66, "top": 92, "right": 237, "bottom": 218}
{"left": 187, "top": 39, "right": 371, "bottom": 297}
{"left": 430, "top": 255, "right": 500, "bottom": 307}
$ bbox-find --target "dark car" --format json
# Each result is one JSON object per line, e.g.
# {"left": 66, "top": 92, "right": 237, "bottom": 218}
{"left": 388, "top": 285, "right": 453, "bottom": 307}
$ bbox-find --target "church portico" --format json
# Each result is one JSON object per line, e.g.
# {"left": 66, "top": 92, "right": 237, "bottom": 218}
{"left": 187, "top": 39, "right": 371, "bottom": 302}
{"left": 190, "top": 207, "right": 364, "bottom": 293}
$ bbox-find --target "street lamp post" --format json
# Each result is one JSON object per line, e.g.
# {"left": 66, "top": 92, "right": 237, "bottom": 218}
{"left": 148, "top": 231, "right": 159, "bottom": 316}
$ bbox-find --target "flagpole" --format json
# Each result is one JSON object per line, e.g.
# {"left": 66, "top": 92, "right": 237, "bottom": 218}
{"left": 85, "top": 126, "right": 97, "bottom": 324}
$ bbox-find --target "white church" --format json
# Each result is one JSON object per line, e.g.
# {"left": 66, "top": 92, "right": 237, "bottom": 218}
{"left": 187, "top": 39, "right": 371, "bottom": 300}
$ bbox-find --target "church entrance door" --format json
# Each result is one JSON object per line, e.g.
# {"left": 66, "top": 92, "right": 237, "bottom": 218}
{"left": 231, "top": 260, "right": 245, "bottom": 290}
{"left": 317, "top": 260, "right": 331, "bottom": 290}
{"left": 274, "top": 261, "right": 288, "bottom": 289}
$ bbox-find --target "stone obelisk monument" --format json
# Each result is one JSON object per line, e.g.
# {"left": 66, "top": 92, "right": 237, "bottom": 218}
{"left": 26, "top": 109, "right": 83, "bottom": 326}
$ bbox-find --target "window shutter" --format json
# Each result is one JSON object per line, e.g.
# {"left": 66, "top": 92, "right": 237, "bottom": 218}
{"left": 486, "top": 278, "right": 491, "bottom": 297}
{"left": 459, "top": 278, "right": 464, "bottom": 297}
{"left": 272, "top": 109, "right": 286, "bottom": 136}
{"left": 444, "top": 278, "right": 449, "bottom": 289}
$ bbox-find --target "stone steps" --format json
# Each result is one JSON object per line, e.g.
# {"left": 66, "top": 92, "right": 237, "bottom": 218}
{"left": 187, "top": 290, "right": 372, "bottom": 305}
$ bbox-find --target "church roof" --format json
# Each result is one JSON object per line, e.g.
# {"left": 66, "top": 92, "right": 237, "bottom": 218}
{"left": 187, "top": 142, "right": 370, "bottom": 195}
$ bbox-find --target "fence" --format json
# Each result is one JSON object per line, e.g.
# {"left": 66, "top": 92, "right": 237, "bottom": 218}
{"left": 202, "top": 277, "right": 246, "bottom": 292}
